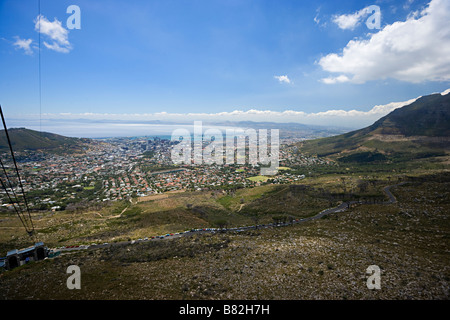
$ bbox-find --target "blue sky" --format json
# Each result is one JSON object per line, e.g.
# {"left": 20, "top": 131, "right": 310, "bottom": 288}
{"left": 1, "top": 0, "right": 449, "bottom": 136}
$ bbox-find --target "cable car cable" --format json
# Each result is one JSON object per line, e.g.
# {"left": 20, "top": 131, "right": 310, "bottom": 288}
{"left": 0, "top": 176, "right": 31, "bottom": 234}
{"left": 0, "top": 105, "right": 35, "bottom": 235}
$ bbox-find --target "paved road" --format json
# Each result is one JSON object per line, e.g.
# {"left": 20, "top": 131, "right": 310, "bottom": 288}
{"left": 383, "top": 182, "right": 407, "bottom": 204}
{"left": 51, "top": 182, "right": 406, "bottom": 254}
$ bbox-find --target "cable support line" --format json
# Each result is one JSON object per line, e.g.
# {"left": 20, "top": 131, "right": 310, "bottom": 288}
{"left": 0, "top": 157, "right": 27, "bottom": 218}
{"left": 0, "top": 105, "right": 35, "bottom": 235}
{"left": 0, "top": 176, "right": 32, "bottom": 234}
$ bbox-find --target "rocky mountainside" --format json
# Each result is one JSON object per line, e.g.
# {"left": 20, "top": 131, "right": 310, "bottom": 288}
{"left": 300, "top": 92, "right": 450, "bottom": 161}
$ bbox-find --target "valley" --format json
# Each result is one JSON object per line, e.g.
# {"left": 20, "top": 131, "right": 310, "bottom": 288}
{"left": 0, "top": 92, "right": 449, "bottom": 300}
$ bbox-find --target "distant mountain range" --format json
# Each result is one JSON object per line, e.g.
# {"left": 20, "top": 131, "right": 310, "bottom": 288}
{"left": 0, "top": 128, "right": 92, "bottom": 155}
{"left": 0, "top": 121, "right": 350, "bottom": 155}
{"left": 300, "top": 92, "right": 450, "bottom": 162}
{"left": 2, "top": 92, "right": 449, "bottom": 162}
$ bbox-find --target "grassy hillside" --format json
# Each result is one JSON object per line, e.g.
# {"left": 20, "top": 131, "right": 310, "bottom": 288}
{"left": 368, "top": 93, "right": 450, "bottom": 137}
{"left": 0, "top": 128, "right": 91, "bottom": 154}
{"left": 1, "top": 172, "right": 449, "bottom": 300}
{"left": 299, "top": 93, "right": 450, "bottom": 161}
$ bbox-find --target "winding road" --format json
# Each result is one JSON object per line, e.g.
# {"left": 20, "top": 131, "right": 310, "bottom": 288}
{"left": 52, "top": 182, "right": 406, "bottom": 254}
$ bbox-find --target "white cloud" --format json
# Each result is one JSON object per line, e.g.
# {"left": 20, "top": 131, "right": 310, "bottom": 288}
{"left": 320, "top": 0, "right": 450, "bottom": 84}
{"left": 332, "top": 8, "right": 368, "bottom": 30}
{"left": 12, "top": 92, "right": 435, "bottom": 131}
{"left": 274, "top": 75, "right": 291, "bottom": 84}
{"left": 314, "top": 6, "right": 328, "bottom": 28}
{"left": 42, "top": 41, "right": 71, "bottom": 53}
{"left": 404, "top": 0, "right": 415, "bottom": 10}
{"left": 34, "top": 15, "right": 72, "bottom": 53}
{"left": 313, "top": 15, "right": 320, "bottom": 24}
{"left": 320, "top": 75, "right": 350, "bottom": 84}
{"left": 440, "top": 88, "right": 450, "bottom": 96}
{"left": 13, "top": 37, "right": 34, "bottom": 55}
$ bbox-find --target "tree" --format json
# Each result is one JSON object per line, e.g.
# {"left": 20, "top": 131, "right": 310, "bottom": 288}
{"left": 340, "top": 177, "right": 347, "bottom": 193}
{"left": 214, "top": 219, "right": 228, "bottom": 230}
{"left": 250, "top": 213, "right": 260, "bottom": 229}
{"left": 357, "top": 180, "right": 369, "bottom": 193}
{"left": 288, "top": 215, "right": 296, "bottom": 225}
{"left": 272, "top": 215, "right": 286, "bottom": 225}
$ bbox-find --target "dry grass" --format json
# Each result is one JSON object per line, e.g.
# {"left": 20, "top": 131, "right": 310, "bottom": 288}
{"left": 1, "top": 174, "right": 448, "bottom": 300}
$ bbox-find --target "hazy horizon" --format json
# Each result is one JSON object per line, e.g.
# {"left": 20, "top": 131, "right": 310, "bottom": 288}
{"left": 5, "top": 88, "right": 449, "bottom": 138}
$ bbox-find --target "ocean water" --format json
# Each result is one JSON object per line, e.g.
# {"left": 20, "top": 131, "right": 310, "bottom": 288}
{"left": 7, "top": 118, "right": 249, "bottom": 139}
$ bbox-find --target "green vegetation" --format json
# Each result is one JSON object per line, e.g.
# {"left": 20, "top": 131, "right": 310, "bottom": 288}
{"left": 142, "top": 150, "right": 155, "bottom": 158}
{"left": 0, "top": 92, "right": 449, "bottom": 299}
{"left": 299, "top": 92, "right": 450, "bottom": 160}
{"left": 140, "top": 164, "right": 180, "bottom": 173}
{"left": 1, "top": 172, "right": 449, "bottom": 300}
{"left": 216, "top": 185, "right": 276, "bottom": 211}
{"left": 370, "top": 93, "right": 450, "bottom": 137}
{"left": 337, "top": 151, "right": 387, "bottom": 163}
{"left": 247, "top": 175, "right": 270, "bottom": 182}
{"left": 0, "top": 128, "right": 91, "bottom": 154}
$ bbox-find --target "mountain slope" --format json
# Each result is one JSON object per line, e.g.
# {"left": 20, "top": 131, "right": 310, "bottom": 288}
{"left": 363, "top": 93, "right": 450, "bottom": 137}
{"left": 299, "top": 92, "right": 450, "bottom": 161}
{"left": 0, "top": 128, "right": 92, "bottom": 154}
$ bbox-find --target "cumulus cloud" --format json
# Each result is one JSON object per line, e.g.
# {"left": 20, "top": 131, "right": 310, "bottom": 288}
{"left": 13, "top": 37, "right": 34, "bottom": 55}
{"left": 34, "top": 15, "right": 72, "bottom": 53}
{"left": 274, "top": 75, "right": 291, "bottom": 84}
{"left": 319, "top": 0, "right": 450, "bottom": 84}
